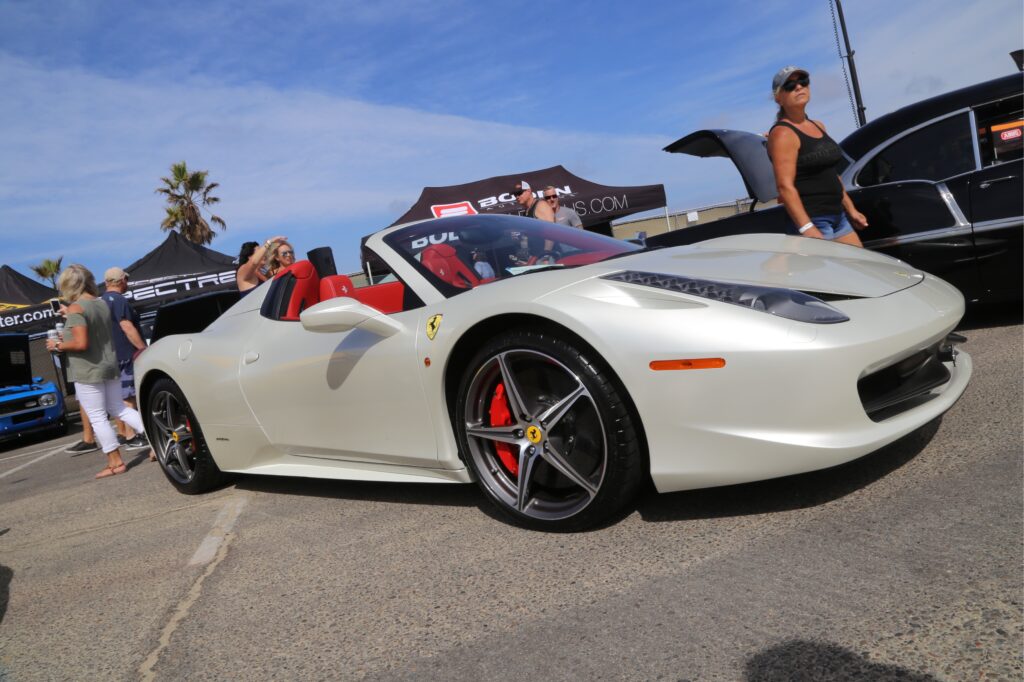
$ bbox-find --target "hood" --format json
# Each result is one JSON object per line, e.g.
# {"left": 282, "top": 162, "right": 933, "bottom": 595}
{"left": 595, "top": 234, "right": 924, "bottom": 299}
{"left": 664, "top": 129, "right": 777, "bottom": 204}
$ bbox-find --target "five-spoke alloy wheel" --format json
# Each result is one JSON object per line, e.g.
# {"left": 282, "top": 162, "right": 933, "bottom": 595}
{"left": 457, "top": 329, "right": 644, "bottom": 530}
{"left": 145, "top": 377, "right": 226, "bottom": 494}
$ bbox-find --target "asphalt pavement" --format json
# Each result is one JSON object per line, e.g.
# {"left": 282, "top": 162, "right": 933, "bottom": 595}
{"left": 1, "top": 314, "right": 1020, "bottom": 681}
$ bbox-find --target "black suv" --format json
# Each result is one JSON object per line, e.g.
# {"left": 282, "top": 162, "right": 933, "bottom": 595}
{"left": 650, "top": 73, "right": 1022, "bottom": 304}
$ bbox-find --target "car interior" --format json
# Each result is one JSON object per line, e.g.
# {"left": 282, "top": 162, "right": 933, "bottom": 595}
{"left": 261, "top": 257, "right": 411, "bottom": 322}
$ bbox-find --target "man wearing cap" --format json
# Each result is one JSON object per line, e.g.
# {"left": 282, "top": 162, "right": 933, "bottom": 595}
{"left": 512, "top": 181, "right": 555, "bottom": 223}
{"left": 100, "top": 267, "right": 148, "bottom": 450}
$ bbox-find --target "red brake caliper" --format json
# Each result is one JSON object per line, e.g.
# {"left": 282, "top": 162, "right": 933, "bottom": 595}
{"left": 488, "top": 383, "right": 519, "bottom": 476}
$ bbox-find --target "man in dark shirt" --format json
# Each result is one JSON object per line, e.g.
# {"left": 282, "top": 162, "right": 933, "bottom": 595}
{"left": 101, "top": 267, "right": 148, "bottom": 450}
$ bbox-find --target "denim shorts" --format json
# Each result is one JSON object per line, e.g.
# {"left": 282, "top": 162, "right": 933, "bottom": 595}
{"left": 118, "top": 359, "right": 136, "bottom": 400}
{"left": 810, "top": 213, "right": 854, "bottom": 240}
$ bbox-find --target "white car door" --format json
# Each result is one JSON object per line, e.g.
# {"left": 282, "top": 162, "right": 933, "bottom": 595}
{"left": 237, "top": 309, "right": 439, "bottom": 468}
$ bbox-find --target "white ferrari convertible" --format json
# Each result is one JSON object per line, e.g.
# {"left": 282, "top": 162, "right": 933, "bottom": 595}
{"left": 135, "top": 215, "right": 971, "bottom": 530}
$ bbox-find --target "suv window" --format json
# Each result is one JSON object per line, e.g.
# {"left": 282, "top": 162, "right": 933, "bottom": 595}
{"left": 975, "top": 96, "right": 1023, "bottom": 167}
{"left": 857, "top": 112, "right": 974, "bottom": 186}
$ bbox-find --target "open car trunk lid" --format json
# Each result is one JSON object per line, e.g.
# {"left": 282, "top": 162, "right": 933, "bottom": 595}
{"left": 664, "top": 129, "right": 778, "bottom": 205}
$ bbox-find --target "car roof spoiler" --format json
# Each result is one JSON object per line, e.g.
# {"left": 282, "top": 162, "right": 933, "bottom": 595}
{"left": 663, "top": 129, "right": 778, "bottom": 206}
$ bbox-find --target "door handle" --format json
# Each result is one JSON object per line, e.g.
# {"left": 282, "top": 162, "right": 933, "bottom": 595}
{"left": 243, "top": 351, "right": 260, "bottom": 364}
{"left": 979, "top": 175, "right": 1017, "bottom": 189}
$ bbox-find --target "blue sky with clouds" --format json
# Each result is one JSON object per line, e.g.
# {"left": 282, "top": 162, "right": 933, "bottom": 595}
{"left": 1, "top": 0, "right": 1020, "bottom": 277}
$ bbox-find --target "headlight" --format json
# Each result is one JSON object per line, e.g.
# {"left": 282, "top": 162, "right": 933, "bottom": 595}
{"left": 38, "top": 393, "right": 57, "bottom": 407}
{"left": 602, "top": 271, "right": 849, "bottom": 324}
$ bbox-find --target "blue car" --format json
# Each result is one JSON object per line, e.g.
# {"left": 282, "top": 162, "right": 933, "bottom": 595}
{"left": 0, "top": 333, "right": 68, "bottom": 442}
{"left": 0, "top": 379, "right": 67, "bottom": 441}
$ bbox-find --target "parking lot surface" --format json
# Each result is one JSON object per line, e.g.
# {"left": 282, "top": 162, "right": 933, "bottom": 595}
{"left": 1, "top": 316, "right": 1020, "bottom": 680}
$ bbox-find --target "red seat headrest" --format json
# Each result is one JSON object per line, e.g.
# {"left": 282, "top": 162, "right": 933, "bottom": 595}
{"left": 277, "top": 260, "right": 320, "bottom": 320}
{"left": 421, "top": 244, "right": 479, "bottom": 289}
{"left": 320, "top": 275, "right": 355, "bottom": 301}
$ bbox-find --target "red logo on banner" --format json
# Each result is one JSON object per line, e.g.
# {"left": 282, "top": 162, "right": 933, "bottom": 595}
{"left": 999, "top": 128, "right": 1021, "bottom": 141}
{"left": 431, "top": 201, "right": 478, "bottom": 218}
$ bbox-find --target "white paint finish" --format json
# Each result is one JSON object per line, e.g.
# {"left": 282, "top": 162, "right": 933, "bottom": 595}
{"left": 134, "top": 220, "right": 972, "bottom": 505}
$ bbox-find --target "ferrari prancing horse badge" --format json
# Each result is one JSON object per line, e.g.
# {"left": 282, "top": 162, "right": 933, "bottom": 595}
{"left": 426, "top": 314, "right": 443, "bottom": 340}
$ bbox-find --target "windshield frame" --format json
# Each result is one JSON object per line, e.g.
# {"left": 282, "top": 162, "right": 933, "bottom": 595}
{"left": 382, "top": 214, "right": 640, "bottom": 297}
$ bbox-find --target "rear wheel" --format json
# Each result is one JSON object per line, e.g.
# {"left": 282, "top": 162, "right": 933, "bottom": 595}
{"left": 456, "top": 328, "right": 644, "bottom": 531}
{"left": 145, "top": 377, "right": 227, "bottom": 494}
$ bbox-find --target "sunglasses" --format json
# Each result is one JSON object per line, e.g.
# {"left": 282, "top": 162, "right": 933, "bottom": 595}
{"left": 514, "top": 188, "right": 529, "bottom": 196}
{"left": 279, "top": 250, "right": 295, "bottom": 257}
{"left": 781, "top": 76, "right": 810, "bottom": 92}
{"left": 544, "top": 195, "right": 558, "bottom": 201}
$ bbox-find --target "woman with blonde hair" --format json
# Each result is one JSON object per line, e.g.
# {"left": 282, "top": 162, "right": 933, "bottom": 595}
{"left": 767, "top": 66, "right": 868, "bottom": 245}
{"left": 236, "top": 235, "right": 288, "bottom": 293}
{"left": 265, "top": 240, "right": 296, "bottom": 277}
{"left": 46, "top": 264, "right": 147, "bottom": 479}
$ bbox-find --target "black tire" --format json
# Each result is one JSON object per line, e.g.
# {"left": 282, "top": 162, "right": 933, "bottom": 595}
{"left": 144, "top": 377, "right": 227, "bottom": 494}
{"left": 455, "top": 328, "right": 645, "bottom": 531}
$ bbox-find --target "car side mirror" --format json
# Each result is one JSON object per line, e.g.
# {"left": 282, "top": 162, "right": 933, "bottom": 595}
{"left": 299, "top": 297, "right": 403, "bottom": 338}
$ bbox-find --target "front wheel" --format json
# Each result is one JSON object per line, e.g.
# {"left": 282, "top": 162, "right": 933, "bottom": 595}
{"left": 455, "top": 328, "right": 645, "bottom": 531}
{"left": 145, "top": 377, "right": 228, "bottom": 494}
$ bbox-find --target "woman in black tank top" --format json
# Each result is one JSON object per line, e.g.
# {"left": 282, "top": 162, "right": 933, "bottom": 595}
{"left": 766, "top": 67, "right": 868, "bottom": 246}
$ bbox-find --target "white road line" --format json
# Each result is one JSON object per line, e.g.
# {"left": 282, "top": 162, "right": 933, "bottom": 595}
{"left": 188, "top": 495, "right": 248, "bottom": 566}
{"left": 0, "top": 438, "right": 76, "bottom": 463}
{"left": 138, "top": 495, "right": 248, "bottom": 681}
{"left": 0, "top": 443, "right": 69, "bottom": 480}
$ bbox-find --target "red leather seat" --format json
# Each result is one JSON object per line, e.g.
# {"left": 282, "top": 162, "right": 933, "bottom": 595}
{"left": 320, "top": 274, "right": 355, "bottom": 300}
{"left": 420, "top": 244, "right": 480, "bottom": 289}
{"left": 275, "top": 260, "right": 320, "bottom": 320}
{"left": 351, "top": 282, "right": 405, "bottom": 314}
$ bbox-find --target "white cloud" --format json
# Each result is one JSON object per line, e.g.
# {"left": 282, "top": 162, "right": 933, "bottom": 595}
{"left": 0, "top": 55, "right": 740, "bottom": 274}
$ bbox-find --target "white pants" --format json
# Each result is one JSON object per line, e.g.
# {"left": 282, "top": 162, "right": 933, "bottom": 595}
{"left": 75, "top": 380, "right": 146, "bottom": 454}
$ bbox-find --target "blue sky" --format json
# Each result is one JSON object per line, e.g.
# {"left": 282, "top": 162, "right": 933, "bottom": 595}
{"left": 1, "top": 0, "right": 1021, "bottom": 277}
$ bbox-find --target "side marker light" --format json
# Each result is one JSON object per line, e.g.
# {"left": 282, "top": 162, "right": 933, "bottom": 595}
{"left": 649, "top": 358, "right": 726, "bottom": 371}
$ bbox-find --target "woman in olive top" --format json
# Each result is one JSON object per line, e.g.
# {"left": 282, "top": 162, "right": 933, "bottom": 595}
{"left": 46, "top": 265, "right": 147, "bottom": 479}
{"left": 767, "top": 66, "right": 868, "bottom": 245}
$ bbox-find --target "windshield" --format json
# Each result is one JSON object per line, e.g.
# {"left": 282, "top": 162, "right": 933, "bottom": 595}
{"left": 383, "top": 214, "right": 640, "bottom": 295}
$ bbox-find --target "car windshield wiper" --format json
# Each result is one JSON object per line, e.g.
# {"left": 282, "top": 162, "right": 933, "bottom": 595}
{"left": 506, "top": 264, "right": 566, "bottom": 277}
{"left": 598, "top": 245, "right": 664, "bottom": 262}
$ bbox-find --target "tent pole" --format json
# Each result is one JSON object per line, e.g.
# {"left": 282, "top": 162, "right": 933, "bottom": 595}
{"left": 665, "top": 207, "right": 673, "bottom": 231}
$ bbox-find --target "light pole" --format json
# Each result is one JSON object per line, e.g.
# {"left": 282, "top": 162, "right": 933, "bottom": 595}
{"left": 834, "top": 0, "right": 868, "bottom": 126}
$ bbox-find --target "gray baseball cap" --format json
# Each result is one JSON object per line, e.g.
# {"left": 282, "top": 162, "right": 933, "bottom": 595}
{"left": 772, "top": 66, "right": 809, "bottom": 94}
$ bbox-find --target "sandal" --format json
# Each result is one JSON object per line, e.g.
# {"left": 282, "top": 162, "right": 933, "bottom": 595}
{"left": 95, "top": 463, "right": 128, "bottom": 479}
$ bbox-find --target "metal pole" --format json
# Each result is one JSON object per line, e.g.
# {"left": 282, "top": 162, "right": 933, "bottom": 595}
{"left": 664, "top": 206, "right": 673, "bottom": 231}
{"left": 835, "top": 0, "right": 867, "bottom": 126}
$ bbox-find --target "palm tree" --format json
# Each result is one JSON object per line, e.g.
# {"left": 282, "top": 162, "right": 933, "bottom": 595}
{"left": 156, "top": 161, "right": 227, "bottom": 244}
{"left": 30, "top": 256, "right": 63, "bottom": 290}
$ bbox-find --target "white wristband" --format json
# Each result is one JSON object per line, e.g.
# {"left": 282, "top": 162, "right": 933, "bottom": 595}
{"left": 798, "top": 222, "right": 815, "bottom": 234}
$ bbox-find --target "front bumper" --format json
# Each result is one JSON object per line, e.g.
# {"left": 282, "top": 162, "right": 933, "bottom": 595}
{"left": 618, "top": 275, "right": 972, "bottom": 493}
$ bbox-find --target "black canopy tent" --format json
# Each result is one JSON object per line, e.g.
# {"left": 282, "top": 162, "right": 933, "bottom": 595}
{"left": 391, "top": 165, "right": 666, "bottom": 235}
{"left": 364, "top": 166, "right": 667, "bottom": 277}
{"left": 121, "top": 231, "right": 238, "bottom": 312}
{"left": 0, "top": 265, "right": 59, "bottom": 334}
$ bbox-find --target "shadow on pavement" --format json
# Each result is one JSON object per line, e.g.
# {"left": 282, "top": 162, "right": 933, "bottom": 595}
{"left": 0, "top": 564, "right": 11, "bottom": 625}
{"left": 743, "top": 639, "right": 938, "bottom": 681}
{"left": 234, "top": 475, "right": 481, "bottom": 509}
{"left": 636, "top": 418, "right": 939, "bottom": 523}
{"left": 957, "top": 302, "right": 1022, "bottom": 331}
{"left": 204, "top": 416, "right": 938, "bottom": 530}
